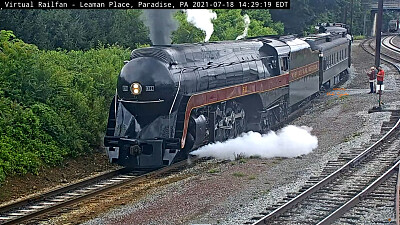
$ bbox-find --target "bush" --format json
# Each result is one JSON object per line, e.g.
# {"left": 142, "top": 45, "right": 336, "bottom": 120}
{"left": 353, "top": 35, "right": 365, "bottom": 40}
{"left": 0, "top": 30, "right": 130, "bottom": 183}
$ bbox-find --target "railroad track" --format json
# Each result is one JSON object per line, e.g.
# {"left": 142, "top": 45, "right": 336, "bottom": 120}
{"left": 361, "top": 35, "right": 400, "bottom": 92}
{"left": 0, "top": 157, "right": 196, "bottom": 224}
{"left": 383, "top": 35, "right": 400, "bottom": 55}
{"left": 332, "top": 171, "right": 398, "bottom": 224}
{"left": 381, "top": 35, "right": 400, "bottom": 72}
{"left": 245, "top": 110, "right": 400, "bottom": 225}
{"left": 361, "top": 36, "right": 400, "bottom": 70}
{"left": 244, "top": 39, "right": 400, "bottom": 224}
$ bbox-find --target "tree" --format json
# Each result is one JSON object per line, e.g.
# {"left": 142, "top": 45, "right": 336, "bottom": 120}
{"left": 210, "top": 9, "right": 245, "bottom": 41}
{"left": 248, "top": 20, "right": 279, "bottom": 37}
{"left": 243, "top": 10, "right": 284, "bottom": 36}
{"left": 172, "top": 11, "right": 205, "bottom": 44}
{"left": 269, "top": 0, "right": 315, "bottom": 34}
{"left": 0, "top": 10, "right": 150, "bottom": 50}
{"left": 0, "top": 30, "right": 130, "bottom": 183}
{"left": 243, "top": 9, "right": 284, "bottom": 35}
{"left": 109, "top": 10, "right": 150, "bottom": 47}
{"left": 269, "top": 0, "right": 374, "bottom": 36}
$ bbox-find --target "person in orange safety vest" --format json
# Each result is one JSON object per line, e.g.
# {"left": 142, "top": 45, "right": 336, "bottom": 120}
{"left": 377, "top": 66, "right": 384, "bottom": 94}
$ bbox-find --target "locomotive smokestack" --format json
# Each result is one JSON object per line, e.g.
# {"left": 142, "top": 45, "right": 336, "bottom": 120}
{"left": 142, "top": 9, "right": 178, "bottom": 45}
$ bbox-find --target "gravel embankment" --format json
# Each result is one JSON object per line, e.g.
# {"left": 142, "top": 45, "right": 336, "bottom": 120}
{"left": 393, "top": 35, "right": 400, "bottom": 46}
{"left": 75, "top": 40, "right": 400, "bottom": 225}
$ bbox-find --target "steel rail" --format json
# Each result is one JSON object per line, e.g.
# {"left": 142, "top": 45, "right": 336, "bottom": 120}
{"left": 370, "top": 36, "right": 400, "bottom": 63}
{"left": 363, "top": 35, "right": 400, "bottom": 225}
{"left": 397, "top": 164, "right": 400, "bottom": 225}
{"left": 0, "top": 167, "right": 126, "bottom": 214}
{"left": 1, "top": 157, "right": 195, "bottom": 225}
{"left": 251, "top": 36, "right": 400, "bottom": 225}
{"left": 385, "top": 36, "right": 400, "bottom": 54}
{"left": 251, "top": 114, "right": 400, "bottom": 225}
{"left": 361, "top": 37, "right": 400, "bottom": 71}
{"left": 317, "top": 160, "right": 400, "bottom": 225}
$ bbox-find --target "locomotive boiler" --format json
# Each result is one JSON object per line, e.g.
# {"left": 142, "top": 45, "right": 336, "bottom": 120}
{"left": 104, "top": 26, "right": 351, "bottom": 169}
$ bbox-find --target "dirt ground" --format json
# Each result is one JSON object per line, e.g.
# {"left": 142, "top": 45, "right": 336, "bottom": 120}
{"left": 0, "top": 151, "right": 119, "bottom": 205}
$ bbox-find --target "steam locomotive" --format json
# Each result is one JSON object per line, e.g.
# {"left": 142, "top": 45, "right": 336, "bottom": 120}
{"left": 104, "top": 25, "right": 351, "bottom": 169}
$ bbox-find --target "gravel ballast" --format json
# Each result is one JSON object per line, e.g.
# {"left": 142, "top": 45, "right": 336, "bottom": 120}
{"left": 79, "top": 39, "right": 400, "bottom": 225}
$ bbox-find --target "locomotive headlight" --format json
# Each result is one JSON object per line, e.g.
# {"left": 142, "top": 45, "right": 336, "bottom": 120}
{"left": 131, "top": 82, "right": 142, "bottom": 95}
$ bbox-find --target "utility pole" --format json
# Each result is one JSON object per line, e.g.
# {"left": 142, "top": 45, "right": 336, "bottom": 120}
{"left": 350, "top": 0, "right": 354, "bottom": 34}
{"left": 375, "top": 0, "right": 383, "bottom": 68}
{"left": 375, "top": 0, "right": 384, "bottom": 110}
{"left": 363, "top": 12, "right": 367, "bottom": 36}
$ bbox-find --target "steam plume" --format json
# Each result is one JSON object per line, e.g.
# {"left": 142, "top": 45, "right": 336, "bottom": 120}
{"left": 186, "top": 9, "right": 217, "bottom": 42}
{"left": 190, "top": 125, "right": 318, "bottom": 160}
{"left": 142, "top": 9, "right": 178, "bottom": 45}
{"left": 236, "top": 14, "right": 251, "bottom": 40}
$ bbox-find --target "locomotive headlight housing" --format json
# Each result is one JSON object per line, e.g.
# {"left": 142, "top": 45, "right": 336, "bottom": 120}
{"left": 131, "top": 82, "right": 142, "bottom": 95}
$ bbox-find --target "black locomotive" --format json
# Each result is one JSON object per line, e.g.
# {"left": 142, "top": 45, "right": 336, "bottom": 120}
{"left": 104, "top": 25, "right": 351, "bottom": 169}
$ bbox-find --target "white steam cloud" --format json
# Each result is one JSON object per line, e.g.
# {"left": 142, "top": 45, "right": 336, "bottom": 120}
{"left": 186, "top": 9, "right": 217, "bottom": 42}
{"left": 236, "top": 14, "right": 251, "bottom": 40}
{"left": 190, "top": 125, "right": 318, "bottom": 160}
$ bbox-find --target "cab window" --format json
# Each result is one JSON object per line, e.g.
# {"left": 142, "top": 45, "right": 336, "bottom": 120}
{"left": 280, "top": 57, "right": 289, "bottom": 73}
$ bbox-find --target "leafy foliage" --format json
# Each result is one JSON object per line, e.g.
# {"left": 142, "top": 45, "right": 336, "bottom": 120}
{"left": 172, "top": 11, "right": 205, "bottom": 44}
{"left": 0, "top": 10, "right": 284, "bottom": 49}
{"left": 270, "top": 0, "right": 374, "bottom": 36}
{"left": 0, "top": 30, "right": 130, "bottom": 183}
{"left": 244, "top": 10, "right": 284, "bottom": 36}
{"left": 210, "top": 9, "right": 283, "bottom": 41}
{"left": 0, "top": 10, "right": 150, "bottom": 50}
{"left": 210, "top": 9, "right": 246, "bottom": 41}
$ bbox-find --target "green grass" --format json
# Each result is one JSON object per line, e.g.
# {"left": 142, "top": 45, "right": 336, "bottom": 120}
{"left": 208, "top": 168, "right": 220, "bottom": 174}
{"left": 344, "top": 132, "right": 362, "bottom": 142}
{"left": 232, "top": 172, "right": 246, "bottom": 177}
{"left": 325, "top": 98, "right": 337, "bottom": 107}
{"left": 261, "top": 189, "right": 270, "bottom": 195}
{"left": 353, "top": 35, "right": 366, "bottom": 40}
{"left": 238, "top": 158, "right": 247, "bottom": 164}
{"left": 339, "top": 95, "right": 349, "bottom": 101}
{"left": 248, "top": 175, "right": 257, "bottom": 180}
